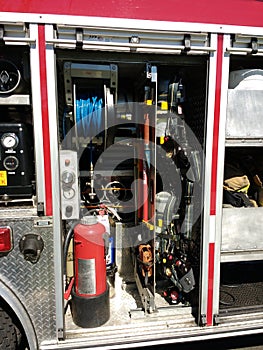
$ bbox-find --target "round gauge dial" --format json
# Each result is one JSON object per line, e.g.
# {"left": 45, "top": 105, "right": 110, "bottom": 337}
{"left": 3, "top": 156, "right": 19, "bottom": 171}
{"left": 61, "top": 171, "right": 75, "bottom": 185}
{"left": 0, "top": 59, "right": 21, "bottom": 94}
{"left": 1, "top": 133, "right": 19, "bottom": 149}
{"left": 63, "top": 188, "right": 75, "bottom": 199}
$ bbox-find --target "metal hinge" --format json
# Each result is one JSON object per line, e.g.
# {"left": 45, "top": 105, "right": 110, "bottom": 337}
{"left": 37, "top": 202, "right": 45, "bottom": 216}
{"left": 0, "top": 25, "right": 4, "bottom": 45}
{"left": 200, "top": 314, "right": 207, "bottom": 326}
{"left": 250, "top": 37, "right": 258, "bottom": 54}
{"left": 183, "top": 34, "right": 191, "bottom": 53}
{"left": 57, "top": 328, "right": 64, "bottom": 341}
{"left": 214, "top": 314, "right": 220, "bottom": 325}
{"left": 76, "top": 28, "right": 83, "bottom": 49}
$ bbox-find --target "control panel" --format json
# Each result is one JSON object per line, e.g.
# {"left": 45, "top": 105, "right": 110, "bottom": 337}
{"left": 0, "top": 123, "right": 34, "bottom": 198}
{"left": 60, "top": 150, "right": 80, "bottom": 219}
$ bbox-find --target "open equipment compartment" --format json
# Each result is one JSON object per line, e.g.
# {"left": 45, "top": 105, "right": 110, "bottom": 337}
{"left": 56, "top": 47, "right": 208, "bottom": 335}
{"left": 220, "top": 53, "right": 263, "bottom": 314}
{"left": 1, "top": 7, "right": 263, "bottom": 349}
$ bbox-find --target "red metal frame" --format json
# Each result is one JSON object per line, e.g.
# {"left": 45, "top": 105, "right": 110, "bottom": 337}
{"left": 206, "top": 34, "right": 224, "bottom": 326}
{"left": 1, "top": 0, "right": 263, "bottom": 28}
{"left": 207, "top": 242, "right": 215, "bottom": 326}
{"left": 210, "top": 34, "right": 223, "bottom": 217}
{"left": 38, "top": 24, "right": 53, "bottom": 216}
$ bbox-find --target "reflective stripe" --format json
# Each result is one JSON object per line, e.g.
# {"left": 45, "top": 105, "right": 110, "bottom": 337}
{"left": 207, "top": 242, "right": 215, "bottom": 326}
{"left": 206, "top": 34, "right": 224, "bottom": 326}
{"left": 38, "top": 24, "right": 53, "bottom": 216}
{"left": 210, "top": 34, "right": 223, "bottom": 216}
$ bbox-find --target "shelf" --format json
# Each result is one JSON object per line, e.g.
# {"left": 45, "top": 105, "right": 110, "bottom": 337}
{"left": 225, "top": 138, "right": 263, "bottom": 147}
{"left": 221, "top": 207, "right": 263, "bottom": 262}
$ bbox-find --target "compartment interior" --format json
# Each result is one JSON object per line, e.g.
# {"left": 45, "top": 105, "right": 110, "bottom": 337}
{"left": 56, "top": 50, "right": 208, "bottom": 331}
{"left": 220, "top": 55, "right": 263, "bottom": 314}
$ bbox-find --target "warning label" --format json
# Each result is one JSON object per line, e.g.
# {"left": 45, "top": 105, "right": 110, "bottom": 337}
{"left": 0, "top": 171, "right": 7, "bottom": 186}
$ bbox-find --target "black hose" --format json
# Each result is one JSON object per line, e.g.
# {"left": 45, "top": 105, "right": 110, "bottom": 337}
{"left": 63, "top": 221, "right": 79, "bottom": 284}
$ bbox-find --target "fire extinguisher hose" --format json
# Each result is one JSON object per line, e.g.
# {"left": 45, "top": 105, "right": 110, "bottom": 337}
{"left": 64, "top": 276, "right": 75, "bottom": 301}
{"left": 63, "top": 221, "right": 79, "bottom": 288}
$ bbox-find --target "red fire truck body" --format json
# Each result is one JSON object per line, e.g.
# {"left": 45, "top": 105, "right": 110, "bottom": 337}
{"left": 0, "top": 1, "right": 263, "bottom": 349}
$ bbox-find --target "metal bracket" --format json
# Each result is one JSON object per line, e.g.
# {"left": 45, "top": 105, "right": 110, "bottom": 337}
{"left": 129, "top": 35, "right": 140, "bottom": 52}
{"left": 200, "top": 313, "right": 207, "bottom": 326}
{"left": 250, "top": 37, "right": 258, "bottom": 54}
{"left": 63, "top": 62, "right": 118, "bottom": 108}
{"left": 183, "top": 34, "right": 191, "bottom": 53}
{"left": 129, "top": 35, "right": 140, "bottom": 44}
{"left": 134, "top": 269, "right": 155, "bottom": 313}
{"left": 146, "top": 63, "right": 152, "bottom": 80}
{"left": 0, "top": 25, "right": 4, "bottom": 45}
{"left": 134, "top": 256, "right": 155, "bottom": 314}
{"left": 76, "top": 28, "right": 83, "bottom": 49}
{"left": 57, "top": 328, "right": 64, "bottom": 341}
{"left": 37, "top": 202, "right": 45, "bottom": 216}
{"left": 63, "top": 62, "right": 72, "bottom": 107}
{"left": 214, "top": 314, "right": 220, "bottom": 326}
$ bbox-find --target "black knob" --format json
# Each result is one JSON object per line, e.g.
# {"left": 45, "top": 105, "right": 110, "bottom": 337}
{"left": 65, "top": 205, "right": 73, "bottom": 217}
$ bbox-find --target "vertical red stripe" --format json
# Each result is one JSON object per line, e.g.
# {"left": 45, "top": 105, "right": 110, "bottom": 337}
{"left": 210, "top": 34, "right": 223, "bottom": 216}
{"left": 206, "top": 35, "right": 224, "bottom": 326}
{"left": 143, "top": 168, "right": 149, "bottom": 221}
{"left": 38, "top": 25, "right": 53, "bottom": 216}
{"left": 207, "top": 242, "right": 215, "bottom": 326}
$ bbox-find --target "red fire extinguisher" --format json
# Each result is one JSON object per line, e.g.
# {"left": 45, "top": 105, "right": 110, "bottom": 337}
{"left": 71, "top": 215, "right": 110, "bottom": 328}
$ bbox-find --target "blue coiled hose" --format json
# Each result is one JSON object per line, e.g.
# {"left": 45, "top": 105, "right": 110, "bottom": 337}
{"left": 75, "top": 97, "right": 103, "bottom": 137}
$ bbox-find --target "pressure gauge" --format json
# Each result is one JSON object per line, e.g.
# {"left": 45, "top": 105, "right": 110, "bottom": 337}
{"left": 63, "top": 188, "right": 75, "bottom": 199}
{"left": 3, "top": 156, "right": 19, "bottom": 171}
{"left": 1, "top": 133, "right": 19, "bottom": 149}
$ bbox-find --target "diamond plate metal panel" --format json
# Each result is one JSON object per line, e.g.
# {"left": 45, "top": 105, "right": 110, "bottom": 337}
{"left": 0, "top": 215, "right": 57, "bottom": 344}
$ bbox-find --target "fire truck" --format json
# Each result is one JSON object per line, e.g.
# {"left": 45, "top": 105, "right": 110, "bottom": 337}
{"left": 0, "top": 1, "right": 263, "bottom": 349}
